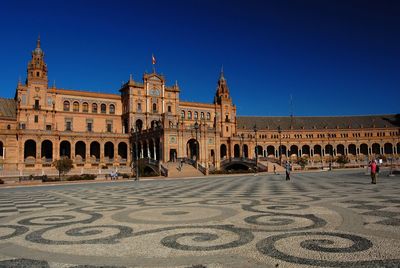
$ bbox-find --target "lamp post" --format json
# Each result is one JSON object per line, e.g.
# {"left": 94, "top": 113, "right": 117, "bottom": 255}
{"left": 253, "top": 124, "right": 258, "bottom": 172}
{"left": 130, "top": 126, "right": 139, "bottom": 181}
{"left": 194, "top": 121, "right": 199, "bottom": 168}
{"left": 278, "top": 125, "right": 282, "bottom": 165}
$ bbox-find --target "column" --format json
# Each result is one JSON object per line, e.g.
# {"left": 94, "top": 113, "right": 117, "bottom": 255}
{"left": 299, "top": 149, "right": 302, "bottom": 157}
{"left": 85, "top": 141, "right": 90, "bottom": 163}
{"left": 2, "top": 147, "right": 5, "bottom": 159}
{"left": 100, "top": 142, "right": 104, "bottom": 163}
{"left": 153, "top": 141, "right": 157, "bottom": 160}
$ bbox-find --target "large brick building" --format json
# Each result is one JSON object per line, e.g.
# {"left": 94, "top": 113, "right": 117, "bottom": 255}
{"left": 0, "top": 38, "right": 399, "bottom": 175}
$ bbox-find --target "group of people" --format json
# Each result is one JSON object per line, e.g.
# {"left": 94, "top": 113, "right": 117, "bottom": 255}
{"left": 278, "top": 160, "right": 381, "bottom": 184}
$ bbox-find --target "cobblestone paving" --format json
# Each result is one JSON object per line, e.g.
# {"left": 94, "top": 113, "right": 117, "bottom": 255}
{"left": 0, "top": 170, "right": 399, "bottom": 267}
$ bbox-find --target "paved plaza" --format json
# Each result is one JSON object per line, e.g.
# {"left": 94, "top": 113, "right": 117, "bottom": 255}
{"left": 0, "top": 169, "right": 399, "bottom": 267}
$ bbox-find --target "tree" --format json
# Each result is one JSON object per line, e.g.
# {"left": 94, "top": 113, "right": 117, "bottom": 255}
{"left": 54, "top": 157, "right": 73, "bottom": 180}
{"left": 335, "top": 155, "right": 350, "bottom": 167}
{"left": 296, "top": 156, "right": 308, "bottom": 169}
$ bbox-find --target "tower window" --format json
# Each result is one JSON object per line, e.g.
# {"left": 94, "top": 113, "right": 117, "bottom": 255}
{"left": 82, "top": 102, "right": 89, "bottom": 113}
{"left": 36, "top": 72, "right": 40, "bottom": 77}
{"left": 34, "top": 115, "right": 38, "bottom": 123}
{"left": 100, "top": 103, "right": 106, "bottom": 114}
{"left": 152, "top": 103, "right": 157, "bottom": 112}
{"left": 137, "top": 103, "right": 141, "bottom": 112}
{"left": 168, "top": 105, "right": 172, "bottom": 113}
{"left": 73, "top": 101, "right": 79, "bottom": 112}
{"left": 109, "top": 104, "right": 115, "bottom": 114}
{"left": 63, "top": 101, "right": 70, "bottom": 111}
{"left": 34, "top": 100, "right": 40, "bottom": 110}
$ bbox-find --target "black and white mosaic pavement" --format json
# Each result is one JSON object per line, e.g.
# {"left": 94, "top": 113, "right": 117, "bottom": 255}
{"left": 0, "top": 169, "right": 399, "bottom": 267}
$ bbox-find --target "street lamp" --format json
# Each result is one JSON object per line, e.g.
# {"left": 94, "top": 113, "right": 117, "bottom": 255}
{"left": 194, "top": 121, "right": 199, "bottom": 168}
{"left": 278, "top": 125, "right": 282, "bottom": 165}
{"left": 253, "top": 124, "right": 258, "bottom": 172}
{"left": 130, "top": 126, "right": 139, "bottom": 181}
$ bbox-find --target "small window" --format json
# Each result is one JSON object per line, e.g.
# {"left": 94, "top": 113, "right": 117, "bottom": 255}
{"left": 226, "top": 126, "right": 229, "bottom": 132}
{"left": 106, "top": 123, "right": 112, "bottom": 132}
{"left": 34, "top": 100, "right": 40, "bottom": 110}
{"left": 181, "top": 110, "right": 185, "bottom": 119}
{"left": 201, "top": 112, "right": 204, "bottom": 119}
{"left": 194, "top": 112, "right": 198, "bottom": 119}
{"left": 188, "top": 111, "right": 192, "bottom": 119}
{"left": 73, "top": 101, "right": 79, "bottom": 112}
{"left": 168, "top": 105, "right": 172, "bottom": 113}
{"left": 34, "top": 115, "right": 38, "bottom": 123}
{"left": 137, "top": 103, "right": 141, "bottom": 112}
{"left": 206, "top": 112, "right": 211, "bottom": 120}
{"left": 92, "top": 103, "right": 98, "bottom": 113}
{"left": 63, "top": 101, "right": 70, "bottom": 111}
{"left": 109, "top": 104, "right": 115, "bottom": 114}
{"left": 87, "top": 122, "right": 93, "bottom": 132}
{"left": 46, "top": 125, "right": 52, "bottom": 131}
{"left": 82, "top": 102, "right": 89, "bottom": 113}
{"left": 66, "top": 121, "right": 72, "bottom": 131}
{"left": 36, "top": 71, "right": 40, "bottom": 77}
{"left": 20, "top": 123, "right": 26, "bottom": 129}
{"left": 7, "top": 125, "right": 10, "bottom": 130}
{"left": 101, "top": 104, "right": 106, "bottom": 114}
{"left": 152, "top": 103, "right": 157, "bottom": 112}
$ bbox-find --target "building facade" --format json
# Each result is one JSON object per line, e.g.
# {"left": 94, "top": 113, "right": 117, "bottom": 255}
{"left": 0, "top": 38, "right": 399, "bottom": 174}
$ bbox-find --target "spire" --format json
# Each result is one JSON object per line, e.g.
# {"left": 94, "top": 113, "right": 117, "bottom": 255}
{"left": 36, "top": 34, "right": 41, "bottom": 49}
{"left": 129, "top": 73, "right": 133, "bottom": 82}
{"left": 219, "top": 65, "right": 225, "bottom": 81}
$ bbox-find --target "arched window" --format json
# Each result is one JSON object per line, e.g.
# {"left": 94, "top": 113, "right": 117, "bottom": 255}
{"left": 201, "top": 112, "right": 204, "bottom": 119}
{"left": 109, "top": 104, "right": 115, "bottom": 114}
{"left": 181, "top": 110, "right": 185, "bottom": 119}
{"left": 82, "top": 102, "right": 89, "bottom": 113}
{"left": 188, "top": 111, "right": 192, "bottom": 119}
{"left": 63, "top": 101, "right": 70, "bottom": 111}
{"left": 194, "top": 111, "right": 198, "bottom": 119}
{"left": 206, "top": 112, "right": 211, "bottom": 120}
{"left": 137, "top": 102, "right": 141, "bottom": 112}
{"left": 73, "top": 101, "right": 79, "bottom": 112}
{"left": 101, "top": 103, "right": 106, "bottom": 114}
{"left": 92, "top": 103, "right": 98, "bottom": 113}
{"left": 152, "top": 103, "right": 157, "bottom": 112}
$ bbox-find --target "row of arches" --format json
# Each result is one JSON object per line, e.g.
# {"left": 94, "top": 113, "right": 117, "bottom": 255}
{"left": 23, "top": 140, "right": 128, "bottom": 162}
{"left": 63, "top": 101, "right": 115, "bottom": 114}
{"left": 220, "top": 142, "right": 400, "bottom": 159}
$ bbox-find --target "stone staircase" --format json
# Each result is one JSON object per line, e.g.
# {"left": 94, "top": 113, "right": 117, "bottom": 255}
{"left": 163, "top": 162, "right": 204, "bottom": 178}
{"left": 258, "top": 160, "right": 285, "bottom": 173}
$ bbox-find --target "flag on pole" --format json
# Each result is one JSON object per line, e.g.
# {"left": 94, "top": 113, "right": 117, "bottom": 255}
{"left": 152, "top": 54, "right": 156, "bottom": 65}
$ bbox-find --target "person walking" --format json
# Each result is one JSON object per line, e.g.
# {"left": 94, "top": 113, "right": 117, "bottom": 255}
{"left": 369, "top": 160, "right": 377, "bottom": 184}
{"left": 273, "top": 165, "right": 276, "bottom": 175}
{"left": 285, "top": 161, "right": 291, "bottom": 181}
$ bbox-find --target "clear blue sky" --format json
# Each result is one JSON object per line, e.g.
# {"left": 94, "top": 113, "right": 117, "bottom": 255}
{"left": 0, "top": 0, "right": 399, "bottom": 116}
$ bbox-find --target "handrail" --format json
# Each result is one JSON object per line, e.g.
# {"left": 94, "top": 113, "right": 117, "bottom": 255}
{"left": 160, "top": 164, "right": 168, "bottom": 177}
{"left": 197, "top": 163, "right": 207, "bottom": 175}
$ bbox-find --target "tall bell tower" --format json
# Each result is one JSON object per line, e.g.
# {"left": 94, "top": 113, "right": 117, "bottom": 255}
{"left": 214, "top": 68, "right": 237, "bottom": 137}
{"left": 26, "top": 36, "right": 48, "bottom": 86}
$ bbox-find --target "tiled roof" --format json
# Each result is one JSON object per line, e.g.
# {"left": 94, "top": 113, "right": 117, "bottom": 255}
{"left": 0, "top": 98, "right": 16, "bottom": 119}
{"left": 237, "top": 114, "right": 400, "bottom": 131}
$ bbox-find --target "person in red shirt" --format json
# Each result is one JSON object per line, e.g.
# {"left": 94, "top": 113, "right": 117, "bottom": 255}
{"left": 369, "top": 160, "right": 377, "bottom": 184}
